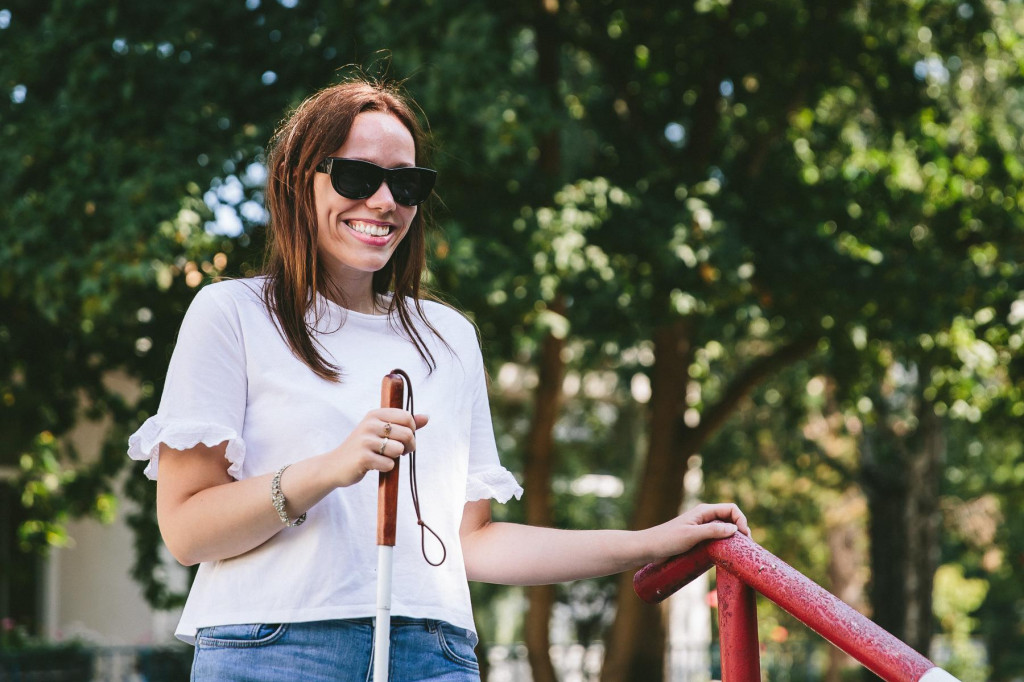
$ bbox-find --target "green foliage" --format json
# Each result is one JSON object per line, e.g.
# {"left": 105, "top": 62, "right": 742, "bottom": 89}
{"left": 2, "top": 1, "right": 1023, "bottom": 675}
{"left": 0, "top": 620, "right": 93, "bottom": 681}
{"left": 1, "top": 615, "right": 93, "bottom": 679}
{"left": 15, "top": 431, "right": 116, "bottom": 552}
{"left": 932, "top": 564, "right": 991, "bottom": 681}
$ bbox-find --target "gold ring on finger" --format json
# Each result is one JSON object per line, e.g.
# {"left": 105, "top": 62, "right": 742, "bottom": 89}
{"left": 379, "top": 437, "right": 389, "bottom": 456}
{"left": 383, "top": 422, "right": 392, "bottom": 438}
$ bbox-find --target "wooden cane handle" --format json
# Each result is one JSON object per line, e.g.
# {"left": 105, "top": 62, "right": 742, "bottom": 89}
{"left": 377, "top": 373, "right": 405, "bottom": 546}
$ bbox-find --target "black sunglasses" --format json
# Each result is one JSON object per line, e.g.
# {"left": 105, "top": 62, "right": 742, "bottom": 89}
{"left": 315, "top": 157, "right": 437, "bottom": 207}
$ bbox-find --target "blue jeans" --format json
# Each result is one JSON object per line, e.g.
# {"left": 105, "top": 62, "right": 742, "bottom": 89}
{"left": 191, "top": 617, "right": 480, "bottom": 681}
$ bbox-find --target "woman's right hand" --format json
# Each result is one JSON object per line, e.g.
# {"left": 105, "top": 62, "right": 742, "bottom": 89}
{"left": 329, "top": 409, "right": 429, "bottom": 487}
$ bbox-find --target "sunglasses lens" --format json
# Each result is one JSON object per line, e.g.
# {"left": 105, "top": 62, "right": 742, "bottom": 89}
{"left": 388, "top": 168, "right": 436, "bottom": 207}
{"left": 330, "top": 160, "right": 384, "bottom": 200}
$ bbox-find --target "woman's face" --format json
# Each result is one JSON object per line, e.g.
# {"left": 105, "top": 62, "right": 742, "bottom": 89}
{"left": 313, "top": 111, "right": 418, "bottom": 291}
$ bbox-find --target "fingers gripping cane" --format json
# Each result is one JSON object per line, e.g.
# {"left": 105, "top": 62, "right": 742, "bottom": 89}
{"left": 374, "top": 372, "right": 404, "bottom": 682}
{"left": 374, "top": 370, "right": 447, "bottom": 682}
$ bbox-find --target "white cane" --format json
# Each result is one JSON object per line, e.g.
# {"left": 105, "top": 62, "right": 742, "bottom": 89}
{"left": 374, "top": 372, "right": 405, "bottom": 682}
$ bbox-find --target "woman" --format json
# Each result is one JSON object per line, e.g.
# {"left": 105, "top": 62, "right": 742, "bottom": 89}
{"left": 129, "top": 77, "right": 749, "bottom": 681}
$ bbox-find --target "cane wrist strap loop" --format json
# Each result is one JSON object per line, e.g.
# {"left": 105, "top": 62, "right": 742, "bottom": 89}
{"left": 390, "top": 368, "right": 447, "bottom": 567}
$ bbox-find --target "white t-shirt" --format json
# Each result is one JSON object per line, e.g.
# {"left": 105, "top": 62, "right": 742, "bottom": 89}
{"left": 127, "top": 278, "right": 523, "bottom": 644}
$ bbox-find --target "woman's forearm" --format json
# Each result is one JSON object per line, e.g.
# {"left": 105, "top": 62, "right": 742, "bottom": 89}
{"left": 156, "top": 409, "right": 426, "bottom": 566}
{"left": 156, "top": 446, "right": 337, "bottom": 566}
{"left": 462, "top": 522, "right": 649, "bottom": 585}
{"left": 460, "top": 502, "right": 748, "bottom": 586}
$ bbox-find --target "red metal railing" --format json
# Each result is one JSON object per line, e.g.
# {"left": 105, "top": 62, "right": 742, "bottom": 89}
{"left": 634, "top": 533, "right": 960, "bottom": 682}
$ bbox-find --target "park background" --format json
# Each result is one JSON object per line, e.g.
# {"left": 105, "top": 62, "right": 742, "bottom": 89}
{"left": 1, "top": 0, "right": 1023, "bottom": 680}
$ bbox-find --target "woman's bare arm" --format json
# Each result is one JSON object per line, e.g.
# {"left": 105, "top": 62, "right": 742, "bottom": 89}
{"left": 459, "top": 499, "right": 749, "bottom": 585}
{"left": 155, "top": 409, "right": 427, "bottom": 566}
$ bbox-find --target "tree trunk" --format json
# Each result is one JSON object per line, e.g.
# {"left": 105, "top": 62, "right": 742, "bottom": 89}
{"left": 475, "top": 619, "right": 491, "bottom": 682}
{"left": 525, "top": 583, "right": 559, "bottom": 682}
{"left": 863, "top": 395, "right": 944, "bottom": 675}
{"left": 601, "top": 331, "right": 816, "bottom": 682}
{"left": 824, "top": 490, "right": 867, "bottom": 682}
{"left": 903, "top": 407, "right": 942, "bottom": 654}
{"left": 864, "top": 428, "right": 907, "bottom": 648}
{"left": 523, "top": 4, "right": 563, "bottom": 679}
{"left": 523, "top": 308, "right": 566, "bottom": 682}
{"left": 601, "top": 320, "right": 694, "bottom": 682}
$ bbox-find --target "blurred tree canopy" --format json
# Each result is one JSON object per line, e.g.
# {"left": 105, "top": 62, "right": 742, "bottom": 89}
{"left": 1, "top": 0, "right": 1022, "bottom": 679}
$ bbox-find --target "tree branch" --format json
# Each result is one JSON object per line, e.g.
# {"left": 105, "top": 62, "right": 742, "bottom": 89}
{"left": 686, "top": 334, "right": 819, "bottom": 449}
{"left": 806, "top": 440, "right": 858, "bottom": 485}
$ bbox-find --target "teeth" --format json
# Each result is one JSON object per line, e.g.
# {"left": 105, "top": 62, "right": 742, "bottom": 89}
{"left": 348, "top": 220, "right": 390, "bottom": 237}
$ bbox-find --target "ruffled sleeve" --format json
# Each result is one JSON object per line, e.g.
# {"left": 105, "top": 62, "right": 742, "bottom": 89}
{"left": 466, "top": 465, "right": 522, "bottom": 503}
{"left": 127, "top": 283, "right": 249, "bottom": 480}
{"left": 128, "top": 417, "right": 245, "bottom": 481}
{"left": 463, "top": 339, "right": 523, "bottom": 503}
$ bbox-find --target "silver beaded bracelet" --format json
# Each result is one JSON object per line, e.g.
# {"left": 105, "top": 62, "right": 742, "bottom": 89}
{"left": 271, "top": 464, "right": 306, "bottom": 527}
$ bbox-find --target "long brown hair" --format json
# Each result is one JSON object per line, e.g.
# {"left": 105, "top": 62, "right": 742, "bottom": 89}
{"left": 262, "top": 77, "right": 444, "bottom": 381}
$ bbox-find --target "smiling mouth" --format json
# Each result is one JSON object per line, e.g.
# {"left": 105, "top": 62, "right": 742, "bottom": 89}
{"left": 346, "top": 220, "right": 393, "bottom": 238}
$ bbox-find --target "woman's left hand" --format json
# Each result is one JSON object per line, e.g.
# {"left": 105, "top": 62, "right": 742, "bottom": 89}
{"left": 639, "top": 502, "right": 751, "bottom": 563}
